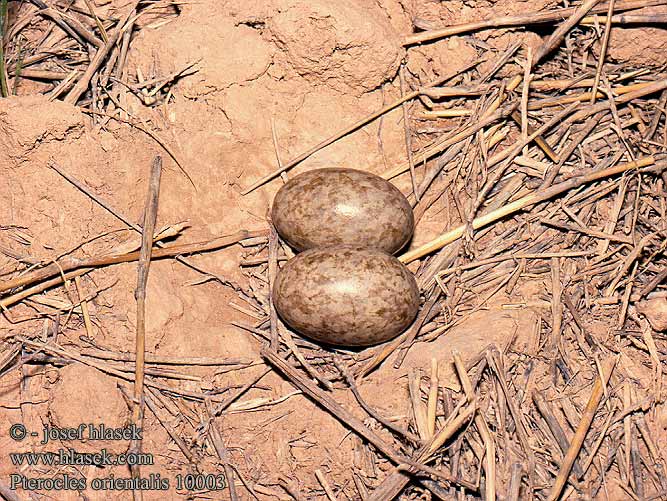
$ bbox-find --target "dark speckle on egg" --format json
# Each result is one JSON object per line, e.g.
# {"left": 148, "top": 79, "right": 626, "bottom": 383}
{"left": 272, "top": 246, "right": 420, "bottom": 346}
{"left": 271, "top": 168, "right": 414, "bottom": 254}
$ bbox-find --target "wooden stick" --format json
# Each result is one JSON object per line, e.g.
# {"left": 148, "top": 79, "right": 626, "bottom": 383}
{"left": 130, "top": 157, "right": 161, "bottom": 500}
{"left": 1, "top": 268, "right": 92, "bottom": 309}
{"left": 590, "top": 0, "right": 616, "bottom": 103}
{"left": 381, "top": 102, "right": 518, "bottom": 180}
{"left": 268, "top": 224, "right": 279, "bottom": 351}
{"left": 427, "top": 359, "right": 438, "bottom": 438}
{"left": 547, "top": 357, "right": 618, "bottom": 501}
{"left": 262, "top": 347, "right": 404, "bottom": 463}
{"left": 0, "top": 229, "right": 264, "bottom": 294}
{"left": 64, "top": 1, "right": 138, "bottom": 104}
{"left": 79, "top": 348, "right": 253, "bottom": 366}
{"left": 367, "top": 403, "right": 477, "bottom": 500}
{"left": 402, "top": 0, "right": 667, "bottom": 46}
{"left": 531, "top": 0, "right": 603, "bottom": 67}
{"left": 453, "top": 351, "right": 495, "bottom": 501}
{"left": 398, "top": 156, "right": 655, "bottom": 263}
{"left": 261, "top": 347, "right": 469, "bottom": 489}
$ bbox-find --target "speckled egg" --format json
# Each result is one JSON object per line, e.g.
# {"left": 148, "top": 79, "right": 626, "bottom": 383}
{"left": 272, "top": 246, "right": 420, "bottom": 346}
{"left": 271, "top": 168, "right": 414, "bottom": 254}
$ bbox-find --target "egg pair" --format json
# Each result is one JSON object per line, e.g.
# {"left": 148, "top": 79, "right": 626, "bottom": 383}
{"left": 270, "top": 168, "right": 420, "bottom": 347}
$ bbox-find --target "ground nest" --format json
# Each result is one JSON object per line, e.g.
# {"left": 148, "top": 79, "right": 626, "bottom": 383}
{"left": 1, "top": 0, "right": 667, "bottom": 500}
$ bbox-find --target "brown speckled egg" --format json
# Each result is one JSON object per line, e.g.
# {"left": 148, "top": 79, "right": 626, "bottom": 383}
{"left": 272, "top": 246, "right": 420, "bottom": 346}
{"left": 271, "top": 168, "right": 414, "bottom": 254}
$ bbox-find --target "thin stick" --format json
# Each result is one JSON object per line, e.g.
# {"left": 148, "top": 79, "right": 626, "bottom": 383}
{"left": 382, "top": 102, "right": 518, "bottom": 180}
{"left": 82, "top": 0, "right": 108, "bottom": 43}
{"left": 427, "top": 359, "right": 438, "bottom": 438}
{"left": 16, "top": 337, "right": 234, "bottom": 401}
{"left": 1, "top": 268, "right": 92, "bottom": 309}
{"left": 80, "top": 348, "right": 253, "bottom": 366}
{"left": 74, "top": 276, "right": 94, "bottom": 338}
{"left": 64, "top": 1, "right": 138, "bottom": 104}
{"left": 262, "top": 347, "right": 403, "bottom": 463}
{"left": 80, "top": 109, "right": 195, "bottom": 188}
{"left": 453, "top": 351, "right": 495, "bottom": 501}
{"left": 366, "top": 402, "right": 477, "bottom": 500}
{"left": 130, "top": 157, "right": 161, "bottom": 499}
{"left": 399, "top": 66, "right": 419, "bottom": 202}
{"left": 261, "top": 347, "right": 468, "bottom": 487}
{"left": 268, "top": 224, "right": 279, "bottom": 351}
{"left": 532, "top": 0, "right": 603, "bottom": 66}
{"left": 0, "top": 229, "right": 264, "bottom": 294}
{"left": 398, "top": 156, "right": 656, "bottom": 263}
{"left": 402, "top": 0, "right": 666, "bottom": 46}
{"left": 547, "top": 357, "right": 618, "bottom": 501}
{"left": 590, "top": 0, "right": 616, "bottom": 103}
{"left": 207, "top": 416, "right": 239, "bottom": 501}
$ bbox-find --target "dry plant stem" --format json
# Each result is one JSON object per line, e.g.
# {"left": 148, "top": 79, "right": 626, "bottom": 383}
{"left": 240, "top": 63, "right": 480, "bottom": 194}
{"left": 126, "top": 386, "right": 196, "bottom": 464}
{"left": 487, "top": 349, "right": 535, "bottom": 475}
{"left": 582, "top": 12, "right": 667, "bottom": 23}
{"left": 130, "top": 157, "right": 161, "bottom": 499}
{"left": 74, "top": 276, "right": 94, "bottom": 337}
{"left": 398, "top": 156, "right": 655, "bottom": 263}
{"left": 508, "top": 463, "right": 523, "bottom": 501}
{"left": 427, "top": 359, "right": 438, "bottom": 438}
{"left": 207, "top": 418, "right": 239, "bottom": 501}
{"left": 315, "top": 470, "right": 338, "bottom": 501}
{"left": 82, "top": 0, "right": 108, "bottom": 43}
{"left": 16, "top": 338, "right": 232, "bottom": 401}
{"left": 27, "top": 0, "right": 85, "bottom": 46}
{"left": 547, "top": 357, "right": 618, "bottom": 501}
{"left": 268, "top": 225, "right": 279, "bottom": 351}
{"left": 532, "top": 0, "right": 603, "bottom": 66}
{"left": 262, "top": 347, "right": 403, "bottom": 461}
{"left": 510, "top": 110, "right": 558, "bottom": 162}
{"left": 1, "top": 268, "right": 92, "bottom": 309}
{"left": 393, "top": 287, "right": 442, "bottom": 368}
{"left": 402, "top": 0, "right": 666, "bottom": 45}
{"left": 0, "top": 229, "right": 264, "bottom": 294}
{"left": 640, "top": 266, "right": 667, "bottom": 297}
{"left": 542, "top": 114, "right": 603, "bottom": 188}
{"left": 144, "top": 386, "right": 197, "bottom": 465}
{"left": 212, "top": 367, "right": 272, "bottom": 415}
{"left": 533, "top": 391, "right": 584, "bottom": 477}
{"left": 566, "top": 78, "right": 667, "bottom": 124}
{"left": 80, "top": 348, "right": 252, "bottom": 366}
{"left": 64, "top": 1, "right": 138, "bottom": 104}
{"left": 381, "top": 102, "right": 518, "bottom": 180}
{"left": 366, "top": 403, "right": 477, "bottom": 500}
{"left": 49, "top": 160, "right": 136, "bottom": 228}
{"left": 590, "top": 0, "right": 616, "bottom": 103}
{"left": 399, "top": 66, "right": 419, "bottom": 202}
{"left": 261, "top": 347, "right": 469, "bottom": 489}
{"left": 279, "top": 325, "right": 332, "bottom": 390}
{"left": 409, "top": 369, "right": 430, "bottom": 440}
{"left": 48, "top": 161, "right": 236, "bottom": 298}
{"left": 334, "top": 357, "right": 419, "bottom": 442}
{"left": 453, "top": 351, "right": 495, "bottom": 501}
{"left": 472, "top": 102, "right": 579, "bottom": 219}
{"left": 645, "top": 89, "right": 667, "bottom": 140}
